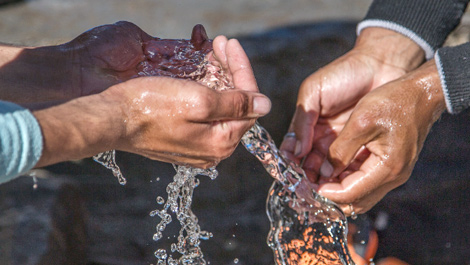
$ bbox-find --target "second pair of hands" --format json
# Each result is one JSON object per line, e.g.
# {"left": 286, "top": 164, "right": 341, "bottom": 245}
{"left": 280, "top": 28, "right": 447, "bottom": 215}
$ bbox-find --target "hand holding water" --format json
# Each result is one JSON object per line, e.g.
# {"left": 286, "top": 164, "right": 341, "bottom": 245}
{"left": 280, "top": 27, "right": 428, "bottom": 215}
{"left": 317, "top": 60, "right": 446, "bottom": 214}
{"left": 34, "top": 32, "right": 271, "bottom": 169}
{"left": 280, "top": 28, "right": 424, "bottom": 181}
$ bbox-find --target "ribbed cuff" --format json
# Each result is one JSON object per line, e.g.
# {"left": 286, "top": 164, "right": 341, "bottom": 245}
{"left": 435, "top": 43, "right": 470, "bottom": 114}
{"left": 359, "top": 0, "right": 469, "bottom": 59}
{"left": 0, "top": 101, "right": 43, "bottom": 183}
{"left": 357, "top": 20, "right": 434, "bottom": 60}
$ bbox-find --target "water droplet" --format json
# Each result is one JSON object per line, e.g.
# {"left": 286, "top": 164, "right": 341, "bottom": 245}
{"left": 153, "top": 232, "right": 163, "bottom": 241}
{"left": 154, "top": 249, "right": 167, "bottom": 259}
{"left": 156, "top": 196, "right": 165, "bottom": 204}
{"left": 149, "top": 210, "right": 159, "bottom": 217}
{"left": 32, "top": 176, "right": 38, "bottom": 189}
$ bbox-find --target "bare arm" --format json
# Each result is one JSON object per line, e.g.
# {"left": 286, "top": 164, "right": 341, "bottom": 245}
{"left": 34, "top": 76, "right": 270, "bottom": 168}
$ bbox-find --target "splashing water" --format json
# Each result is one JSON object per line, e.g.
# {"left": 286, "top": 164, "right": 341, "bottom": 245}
{"left": 150, "top": 166, "right": 217, "bottom": 264}
{"left": 93, "top": 150, "right": 126, "bottom": 185}
{"left": 95, "top": 25, "right": 225, "bottom": 264}
{"left": 93, "top": 24, "right": 354, "bottom": 264}
{"left": 242, "top": 124, "right": 354, "bottom": 264}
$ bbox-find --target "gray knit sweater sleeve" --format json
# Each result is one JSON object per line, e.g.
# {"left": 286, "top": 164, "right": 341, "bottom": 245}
{"left": 358, "top": 0, "right": 470, "bottom": 114}
{"left": 358, "top": 0, "right": 469, "bottom": 60}
{"left": 435, "top": 43, "right": 470, "bottom": 113}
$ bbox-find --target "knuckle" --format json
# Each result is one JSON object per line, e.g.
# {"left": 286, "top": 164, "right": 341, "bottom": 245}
{"left": 232, "top": 92, "right": 250, "bottom": 118}
{"left": 351, "top": 112, "right": 376, "bottom": 132}
{"left": 328, "top": 143, "right": 345, "bottom": 162}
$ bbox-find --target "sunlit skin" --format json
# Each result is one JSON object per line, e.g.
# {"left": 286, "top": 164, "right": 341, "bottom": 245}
{"left": 0, "top": 21, "right": 271, "bottom": 169}
{"left": 280, "top": 27, "right": 448, "bottom": 215}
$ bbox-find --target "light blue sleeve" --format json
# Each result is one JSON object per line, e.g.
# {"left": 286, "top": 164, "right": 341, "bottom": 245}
{"left": 0, "top": 101, "right": 43, "bottom": 184}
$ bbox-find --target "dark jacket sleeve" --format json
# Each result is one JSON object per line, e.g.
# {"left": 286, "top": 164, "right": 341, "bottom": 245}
{"left": 358, "top": 0, "right": 469, "bottom": 59}
{"left": 358, "top": 0, "right": 470, "bottom": 114}
{"left": 436, "top": 43, "right": 470, "bottom": 114}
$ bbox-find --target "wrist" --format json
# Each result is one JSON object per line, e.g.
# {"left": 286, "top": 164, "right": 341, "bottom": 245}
{"left": 355, "top": 27, "right": 426, "bottom": 73}
{"left": 33, "top": 92, "right": 126, "bottom": 167}
{"left": 401, "top": 59, "right": 446, "bottom": 120}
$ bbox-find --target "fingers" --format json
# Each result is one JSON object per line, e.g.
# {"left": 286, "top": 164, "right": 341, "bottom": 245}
{"left": 280, "top": 106, "right": 319, "bottom": 163}
{"left": 318, "top": 153, "right": 392, "bottom": 214}
{"left": 319, "top": 110, "right": 376, "bottom": 178}
{"left": 212, "top": 35, "right": 229, "bottom": 69}
{"left": 212, "top": 36, "right": 258, "bottom": 93}
{"left": 137, "top": 147, "right": 222, "bottom": 169}
{"left": 225, "top": 39, "right": 258, "bottom": 92}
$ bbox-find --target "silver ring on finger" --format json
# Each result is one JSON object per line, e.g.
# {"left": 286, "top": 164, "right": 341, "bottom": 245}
{"left": 283, "top": 132, "right": 296, "bottom": 139}
{"left": 349, "top": 203, "right": 358, "bottom": 220}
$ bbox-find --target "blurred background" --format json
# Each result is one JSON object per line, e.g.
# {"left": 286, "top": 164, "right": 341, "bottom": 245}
{"left": 1, "top": 0, "right": 470, "bottom": 264}
{"left": 0, "top": 0, "right": 374, "bottom": 45}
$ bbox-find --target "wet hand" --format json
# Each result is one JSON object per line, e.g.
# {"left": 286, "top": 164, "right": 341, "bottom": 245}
{"left": 280, "top": 27, "right": 425, "bottom": 182}
{"left": 106, "top": 76, "right": 270, "bottom": 168}
{"left": 103, "top": 35, "right": 271, "bottom": 168}
{"left": 316, "top": 60, "right": 446, "bottom": 215}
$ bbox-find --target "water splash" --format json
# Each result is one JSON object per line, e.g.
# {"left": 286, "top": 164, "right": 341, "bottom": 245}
{"left": 150, "top": 166, "right": 217, "bottom": 264}
{"left": 93, "top": 150, "right": 126, "bottom": 185}
{"left": 241, "top": 123, "right": 354, "bottom": 264}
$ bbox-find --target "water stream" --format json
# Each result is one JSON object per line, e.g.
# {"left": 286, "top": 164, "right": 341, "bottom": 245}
{"left": 242, "top": 123, "right": 354, "bottom": 265}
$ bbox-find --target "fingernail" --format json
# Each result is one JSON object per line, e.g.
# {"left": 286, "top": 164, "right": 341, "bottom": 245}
{"left": 253, "top": 96, "right": 271, "bottom": 116}
{"left": 320, "top": 160, "right": 333, "bottom": 178}
{"left": 294, "top": 140, "right": 302, "bottom": 156}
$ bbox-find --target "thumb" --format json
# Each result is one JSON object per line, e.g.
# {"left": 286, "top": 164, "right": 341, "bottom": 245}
{"left": 320, "top": 119, "right": 374, "bottom": 178}
{"left": 206, "top": 90, "right": 271, "bottom": 121}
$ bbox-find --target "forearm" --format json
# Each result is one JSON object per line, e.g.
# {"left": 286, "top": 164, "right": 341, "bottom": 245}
{"left": 33, "top": 92, "right": 125, "bottom": 167}
{"left": 0, "top": 44, "right": 77, "bottom": 104}
{"left": 358, "top": 0, "right": 469, "bottom": 60}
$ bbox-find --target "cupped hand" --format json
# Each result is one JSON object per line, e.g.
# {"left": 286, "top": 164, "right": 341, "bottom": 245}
{"left": 103, "top": 36, "right": 270, "bottom": 168}
{"left": 280, "top": 27, "right": 425, "bottom": 182}
{"left": 317, "top": 60, "right": 446, "bottom": 214}
{"left": 34, "top": 34, "right": 271, "bottom": 169}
